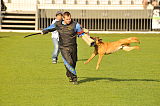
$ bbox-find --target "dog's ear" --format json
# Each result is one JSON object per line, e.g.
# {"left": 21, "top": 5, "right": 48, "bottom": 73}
{"left": 90, "top": 37, "right": 95, "bottom": 39}
{"left": 90, "top": 37, "right": 97, "bottom": 41}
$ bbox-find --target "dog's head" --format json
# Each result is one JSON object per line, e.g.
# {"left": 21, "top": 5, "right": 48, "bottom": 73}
{"left": 90, "top": 37, "right": 103, "bottom": 45}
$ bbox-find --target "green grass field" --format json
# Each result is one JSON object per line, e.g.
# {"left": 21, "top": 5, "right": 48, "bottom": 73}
{"left": 0, "top": 32, "right": 160, "bottom": 106}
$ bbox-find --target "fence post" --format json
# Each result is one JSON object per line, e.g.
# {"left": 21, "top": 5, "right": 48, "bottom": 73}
{"left": 0, "top": 0, "right": 2, "bottom": 30}
{"left": 35, "top": 0, "right": 39, "bottom": 31}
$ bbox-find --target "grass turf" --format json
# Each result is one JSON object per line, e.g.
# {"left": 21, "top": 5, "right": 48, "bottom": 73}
{"left": 0, "top": 32, "right": 160, "bottom": 106}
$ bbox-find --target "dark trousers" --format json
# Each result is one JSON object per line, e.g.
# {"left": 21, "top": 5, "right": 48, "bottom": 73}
{"left": 60, "top": 46, "right": 77, "bottom": 81}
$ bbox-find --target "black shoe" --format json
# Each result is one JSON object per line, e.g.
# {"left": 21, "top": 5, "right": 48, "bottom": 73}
{"left": 68, "top": 77, "right": 72, "bottom": 82}
{"left": 72, "top": 81, "right": 78, "bottom": 85}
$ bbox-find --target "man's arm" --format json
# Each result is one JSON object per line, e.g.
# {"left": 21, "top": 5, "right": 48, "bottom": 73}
{"left": 75, "top": 23, "right": 95, "bottom": 46}
{"left": 42, "top": 24, "right": 57, "bottom": 34}
{"left": 75, "top": 23, "right": 85, "bottom": 37}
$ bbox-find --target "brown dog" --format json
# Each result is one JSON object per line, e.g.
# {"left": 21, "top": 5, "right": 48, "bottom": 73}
{"left": 84, "top": 37, "right": 140, "bottom": 70}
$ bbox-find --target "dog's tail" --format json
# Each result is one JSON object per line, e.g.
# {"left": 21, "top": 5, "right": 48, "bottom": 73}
{"left": 119, "top": 37, "right": 140, "bottom": 45}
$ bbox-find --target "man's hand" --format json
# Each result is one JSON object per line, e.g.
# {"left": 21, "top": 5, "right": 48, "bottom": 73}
{"left": 41, "top": 30, "right": 48, "bottom": 35}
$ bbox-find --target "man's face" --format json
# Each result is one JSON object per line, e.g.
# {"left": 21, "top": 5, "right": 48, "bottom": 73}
{"left": 63, "top": 15, "right": 71, "bottom": 24}
{"left": 56, "top": 14, "right": 62, "bottom": 21}
{"left": 152, "top": 1, "right": 158, "bottom": 6}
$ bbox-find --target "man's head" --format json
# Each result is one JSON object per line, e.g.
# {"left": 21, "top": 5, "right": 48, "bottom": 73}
{"left": 63, "top": 12, "right": 72, "bottom": 24}
{"left": 142, "top": 0, "right": 159, "bottom": 8}
{"left": 56, "top": 11, "right": 63, "bottom": 21}
{"left": 152, "top": 0, "right": 158, "bottom": 6}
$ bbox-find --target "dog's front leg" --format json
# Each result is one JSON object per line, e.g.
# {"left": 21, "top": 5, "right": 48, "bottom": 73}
{"left": 96, "top": 54, "right": 104, "bottom": 70}
{"left": 84, "top": 51, "right": 97, "bottom": 64}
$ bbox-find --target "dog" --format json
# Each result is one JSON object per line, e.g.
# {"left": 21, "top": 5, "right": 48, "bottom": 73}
{"left": 84, "top": 37, "right": 140, "bottom": 70}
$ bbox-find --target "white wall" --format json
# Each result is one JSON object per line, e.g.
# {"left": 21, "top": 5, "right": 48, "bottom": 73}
{"left": 3, "top": 0, "right": 144, "bottom": 11}
{"left": 5, "top": 0, "right": 37, "bottom": 11}
{"left": 10, "top": 0, "right": 37, "bottom": 4}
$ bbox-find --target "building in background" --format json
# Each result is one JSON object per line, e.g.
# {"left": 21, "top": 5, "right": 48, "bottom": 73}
{"left": 0, "top": 0, "right": 159, "bottom": 31}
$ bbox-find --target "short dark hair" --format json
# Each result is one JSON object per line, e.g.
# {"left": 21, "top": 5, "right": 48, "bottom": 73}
{"left": 63, "top": 11, "right": 71, "bottom": 17}
{"left": 56, "top": 11, "right": 63, "bottom": 16}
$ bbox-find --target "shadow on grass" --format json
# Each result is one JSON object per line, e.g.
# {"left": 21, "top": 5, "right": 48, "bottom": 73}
{"left": 78, "top": 59, "right": 88, "bottom": 62}
{"left": 56, "top": 58, "right": 88, "bottom": 64}
{"left": 0, "top": 36, "right": 9, "bottom": 39}
{"left": 79, "top": 77, "right": 160, "bottom": 84}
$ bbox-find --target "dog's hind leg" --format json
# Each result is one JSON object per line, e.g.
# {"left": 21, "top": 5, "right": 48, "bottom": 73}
{"left": 84, "top": 51, "right": 98, "bottom": 64}
{"left": 122, "top": 46, "right": 140, "bottom": 51}
{"left": 96, "top": 54, "right": 104, "bottom": 70}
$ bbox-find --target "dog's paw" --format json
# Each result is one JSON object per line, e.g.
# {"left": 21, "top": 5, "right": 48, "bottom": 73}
{"left": 96, "top": 66, "right": 99, "bottom": 70}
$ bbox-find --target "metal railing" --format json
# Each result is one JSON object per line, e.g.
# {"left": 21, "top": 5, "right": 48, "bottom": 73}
{"left": 37, "top": 9, "right": 153, "bottom": 31}
{"left": 36, "top": 0, "right": 154, "bottom": 31}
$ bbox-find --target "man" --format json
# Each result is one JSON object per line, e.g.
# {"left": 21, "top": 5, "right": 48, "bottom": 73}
{"left": 142, "top": 0, "right": 159, "bottom": 8}
{"left": 151, "top": 0, "right": 159, "bottom": 6}
{"left": 42, "top": 12, "right": 94, "bottom": 85}
{"left": 1, "top": 0, "right": 7, "bottom": 11}
{"left": 51, "top": 11, "right": 63, "bottom": 64}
